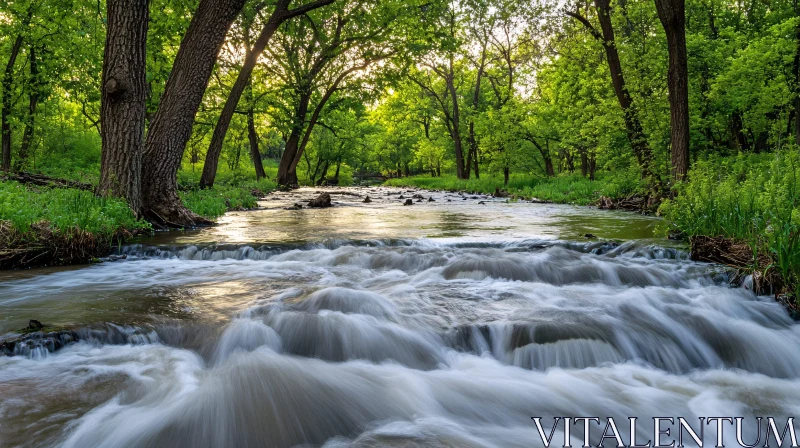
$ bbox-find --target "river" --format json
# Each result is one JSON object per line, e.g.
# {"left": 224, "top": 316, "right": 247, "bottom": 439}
{"left": 1, "top": 187, "right": 798, "bottom": 447}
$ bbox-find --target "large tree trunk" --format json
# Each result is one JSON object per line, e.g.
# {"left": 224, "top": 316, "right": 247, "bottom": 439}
{"left": 141, "top": 0, "right": 247, "bottom": 226}
{"left": 2, "top": 34, "right": 24, "bottom": 172}
{"left": 655, "top": 0, "right": 690, "bottom": 181}
{"left": 97, "top": 0, "right": 149, "bottom": 214}
{"left": 16, "top": 45, "right": 39, "bottom": 171}
{"left": 568, "top": 1, "right": 655, "bottom": 181}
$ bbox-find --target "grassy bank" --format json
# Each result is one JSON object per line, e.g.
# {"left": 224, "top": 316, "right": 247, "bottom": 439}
{"left": 0, "top": 163, "right": 277, "bottom": 268}
{"left": 660, "top": 150, "right": 799, "bottom": 303}
{"left": 384, "top": 170, "right": 644, "bottom": 205}
{"left": 0, "top": 181, "right": 150, "bottom": 268}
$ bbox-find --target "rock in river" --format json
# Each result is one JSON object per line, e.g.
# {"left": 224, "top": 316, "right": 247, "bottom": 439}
{"left": 308, "top": 193, "right": 332, "bottom": 208}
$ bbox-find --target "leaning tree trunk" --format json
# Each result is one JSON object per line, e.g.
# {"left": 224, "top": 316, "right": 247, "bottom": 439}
{"left": 568, "top": 0, "right": 655, "bottom": 181}
{"left": 141, "top": 0, "right": 247, "bottom": 226}
{"left": 200, "top": 0, "right": 336, "bottom": 188}
{"left": 199, "top": 12, "right": 282, "bottom": 188}
{"left": 16, "top": 45, "right": 39, "bottom": 171}
{"left": 2, "top": 34, "right": 24, "bottom": 172}
{"left": 247, "top": 107, "right": 266, "bottom": 180}
{"left": 97, "top": 0, "right": 149, "bottom": 214}
{"left": 655, "top": 0, "right": 690, "bottom": 181}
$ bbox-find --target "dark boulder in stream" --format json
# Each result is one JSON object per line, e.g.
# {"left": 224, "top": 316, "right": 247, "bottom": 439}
{"left": 308, "top": 193, "right": 332, "bottom": 208}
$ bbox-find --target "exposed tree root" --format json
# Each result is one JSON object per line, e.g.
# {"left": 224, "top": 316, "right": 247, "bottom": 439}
{"left": 690, "top": 235, "right": 789, "bottom": 299}
{"left": 596, "top": 194, "right": 661, "bottom": 214}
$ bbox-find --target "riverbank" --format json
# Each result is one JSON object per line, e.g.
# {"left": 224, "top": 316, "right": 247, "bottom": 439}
{"left": 385, "top": 152, "right": 800, "bottom": 306}
{"left": 0, "top": 175, "right": 276, "bottom": 269}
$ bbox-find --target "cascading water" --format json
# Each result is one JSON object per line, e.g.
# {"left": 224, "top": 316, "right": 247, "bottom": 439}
{"left": 1, "top": 187, "right": 798, "bottom": 448}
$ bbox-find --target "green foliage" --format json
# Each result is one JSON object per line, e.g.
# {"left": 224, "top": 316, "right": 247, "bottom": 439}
{"left": 180, "top": 186, "right": 259, "bottom": 219}
{"left": 660, "top": 150, "right": 800, "bottom": 298}
{"left": 0, "top": 181, "right": 149, "bottom": 236}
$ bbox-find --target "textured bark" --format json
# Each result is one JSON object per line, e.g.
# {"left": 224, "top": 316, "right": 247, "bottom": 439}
{"left": 16, "top": 45, "right": 39, "bottom": 171}
{"left": 655, "top": 0, "right": 690, "bottom": 181}
{"left": 97, "top": 0, "right": 149, "bottom": 214}
{"left": 567, "top": 2, "right": 655, "bottom": 180}
{"left": 247, "top": 107, "right": 266, "bottom": 180}
{"left": 277, "top": 89, "right": 312, "bottom": 187}
{"left": 200, "top": 11, "right": 282, "bottom": 188}
{"left": 446, "top": 66, "right": 467, "bottom": 179}
{"left": 466, "top": 48, "right": 486, "bottom": 180}
{"left": 201, "top": 0, "right": 337, "bottom": 188}
{"left": 2, "top": 34, "right": 24, "bottom": 172}
{"left": 141, "top": 0, "right": 247, "bottom": 226}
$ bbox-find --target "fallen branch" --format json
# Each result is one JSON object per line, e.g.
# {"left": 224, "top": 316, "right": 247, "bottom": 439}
{"left": 1, "top": 172, "right": 94, "bottom": 191}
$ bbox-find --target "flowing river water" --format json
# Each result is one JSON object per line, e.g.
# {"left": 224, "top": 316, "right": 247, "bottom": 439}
{"left": 1, "top": 187, "right": 799, "bottom": 447}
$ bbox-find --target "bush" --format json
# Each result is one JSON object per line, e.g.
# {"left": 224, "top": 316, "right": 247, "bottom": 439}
{"left": 660, "top": 150, "right": 800, "bottom": 300}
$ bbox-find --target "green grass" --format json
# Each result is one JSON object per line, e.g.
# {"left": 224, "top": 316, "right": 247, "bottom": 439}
{"left": 660, "top": 150, "right": 800, "bottom": 301}
{"left": 0, "top": 181, "right": 149, "bottom": 237}
{"left": 177, "top": 162, "right": 278, "bottom": 219}
{"left": 385, "top": 170, "right": 643, "bottom": 205}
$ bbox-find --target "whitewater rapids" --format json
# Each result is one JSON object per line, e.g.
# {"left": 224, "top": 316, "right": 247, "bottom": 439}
{"left": 1, "top": 188, "right": 798, "bottom": 447}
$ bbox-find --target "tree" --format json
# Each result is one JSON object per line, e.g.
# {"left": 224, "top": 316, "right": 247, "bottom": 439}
{"left": 267, "top": 0, "right": 416, "bottom": 187}
{"left": 199, "top": 0, "right": 337, "bottom": 188}
{"left": 566, "top": 0, "right": 657, "bottom": 181}
{"left": 655, "top": 0, "right": 690, "bottom": 180}
{"left": 97, "top": 0, "right": 149, "bottom": 213}
{"left": 1, "top": 4, "right": 33, "bottom": 172}
{"left": 140, "top": 0, "right": 248, "bottom": 226}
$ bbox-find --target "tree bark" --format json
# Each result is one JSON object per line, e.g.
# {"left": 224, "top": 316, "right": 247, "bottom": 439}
{"left": 141, "top": 0, "right": 247, "bottom": 226}
{"left": 247, "top": 107, "right": 265, "bottom": 180}
{"left": 200, "top": 0, "right": 336, "bottom": 188}
{"left": 2, "top": 34, "right": 24, "bottom": 172}
{"left": 16, "top": 45, "right": 39, "bottom": 171}
{"left": 97, "top": 0, "right": 149, "bottom": 214}
{"left": 277, "top": 59, "right": 378, "bottom": 187}
{"left": 466, "top": 49, "right": 486, "bottom": 180}
{"left": 655, "top": 0, "right": 690, "bottom": 181}
{"left": 567, "top": 2, "right": 655, "bottom": 181}
{"left": 446, "top": 64, "right": 467, "bottom": 179}
{"left": 277, "top": 89, "right": 312, "bottom": 187}
{"left": 580, "top": 148, "right": 588, "bottom": 177}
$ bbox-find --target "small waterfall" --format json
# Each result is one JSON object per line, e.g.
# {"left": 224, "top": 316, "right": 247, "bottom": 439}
{"left": 1, "top": 237, "right": 797, "bottom": 448}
